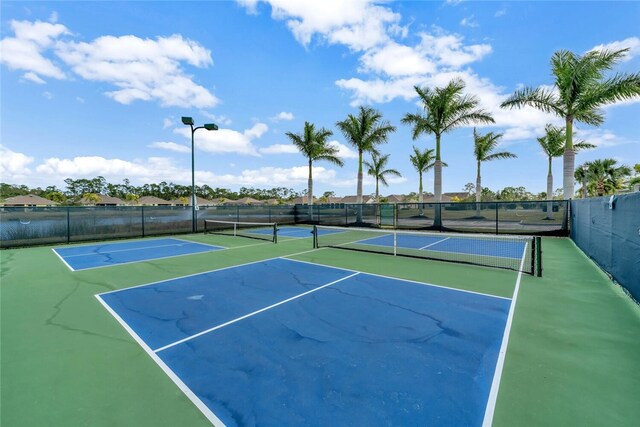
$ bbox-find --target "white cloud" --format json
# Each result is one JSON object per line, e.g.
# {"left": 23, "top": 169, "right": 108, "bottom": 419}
{"left": 240, "top": 0, "right": 400, "bottom": 52}
{"left": 33, "top": 153, "right": 348, "bottom": 188}
{"left": 328, "top": 140, "right": 358, "bottom": 159}
{"left": 148, "top": 141, "right": 191, "bottom": 153}
{"left": 259, "top": 144, "right": 299, "bottom": 154}
{"left": 0, "top": 145, "right": 34, "bottom": 179}
{"left": 336, "top": 75, "right": 424, "bottom": 106}
{"left": 76, "top": 96, "right": 85, "bottom": 103}
{"left": 55, "top": 34, "right": 218, "bottom": 108}
{"left": 359, "top": 42, "right": 436, "bottom": 76}
{"left": 590, "top": 37, "right": 640, "bottom": 62}
{"left": 22, "top": 71, "right": 46, "bottom": 84}
{"left": 162, "top": 118, "right": 173, "bottom": 129}
{"left": 495, "top": 7, "right": 507, "bottom": 18}
{"left": 1, "top": 19, "right": 221, "bottom": 108}
{"left": 42, "top": 91, "right": 53, "bottom": 100}
{"left": 174, "top": 122, "right": 268, "bottom": 156}
{"left": 418, "top": 32, "right": 491, "bottom": 69}
{"left": 0, "top": 19, "right": 69, "bottom": 81}
{"left": 271, "top": 111, "right": 295, "bottom": 121}
{"left": 201, "top": 112, "right": 233, "bottom": 126}
{"left": 574, "top": 128, "right": 635, "bottom": 149}
{"left": 460, "top": 16, "right": 478, "bottom": 28}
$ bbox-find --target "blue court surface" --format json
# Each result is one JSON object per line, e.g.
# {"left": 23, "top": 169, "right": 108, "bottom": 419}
{"left": 54, "top": 238, "right": 224, "bottom": 271}
{"left": 358, "top": 233, "right": 526, "bottom": 259}
{"left": 250, "top": 226, "right": 344, "bottom": 239}
{"left": 97, "top": 258, "right": 511, "bottom": 426}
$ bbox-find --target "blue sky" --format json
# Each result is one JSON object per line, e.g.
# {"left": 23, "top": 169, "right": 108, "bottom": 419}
{"left": 1, "top": 0, "right": 639, "bottom": 197}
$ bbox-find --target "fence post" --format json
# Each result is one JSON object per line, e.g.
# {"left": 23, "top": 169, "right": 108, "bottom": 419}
{"left": 345, "top": 204, "right": 348, "bottom": 226}
{"left": 236, "top": 205, "right": 240, "bottom": 223}
{"left": 141, "top": 206, "right": 145, "bottom": 237}
{"left": 434, "top": 203, "right": 442, "bottom": 230}
{"left": 495, "top": 202, "right": 499, "bottom": 234}
{"left": 66, "top": 206, "right": 70, "bottom": 243}
{"left": 268, "top": 205, "right": 272, "bottom": 223}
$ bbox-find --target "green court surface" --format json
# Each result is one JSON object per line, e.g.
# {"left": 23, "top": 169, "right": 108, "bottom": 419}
{"left": 1, "top": 231, "right": 639, "bottom": 426}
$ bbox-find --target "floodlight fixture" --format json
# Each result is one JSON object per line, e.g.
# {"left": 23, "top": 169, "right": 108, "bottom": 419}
{"left": 181, "top": 117, "right": 219, "bottom": 232}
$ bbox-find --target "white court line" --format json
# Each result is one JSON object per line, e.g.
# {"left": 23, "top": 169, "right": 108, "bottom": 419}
{"left": 96, "top": 246, "right": 326, "bottom": 296}
{"left": 419, "top": 236, "right": 450, "bottom": 250}
{"left": 341, "top": 239, "right": 524, "bottom": 262}
{"left": 66, "top": 246, "right": 227, "bottom": 272}
{"left": 172, "top": 237, "right": 227, "bottom": 249}
{"left": 51, "top": 248, "right": 76, "bottom": 272}
{"left": 282, "top": 257, "right": 512, "bottom": 301}
{"left": 154, "top": 271, "right": 360, "bottom": 353}
{"left": 62, "top": 240, "right": 223, "bottom": 258}
{"left": 482, "top": 243, "right": 528, "bottom": 427}
{"left": 95, "top": 295, "right": 226, "bottom": 427}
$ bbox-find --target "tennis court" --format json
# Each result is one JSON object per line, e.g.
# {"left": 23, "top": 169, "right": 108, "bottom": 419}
{"left": 53, "top": 238, "right": 225, "bottom": 271}
{"left": 98, "top": 257, "right": 512, "bottom": 425}
{"left": 1, "top": 224, "right": 639, "bottom": 427}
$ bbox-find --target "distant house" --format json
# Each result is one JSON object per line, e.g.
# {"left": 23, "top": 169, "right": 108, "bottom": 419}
{"left": 423, "top": 194, "right": 453, "bottom": 202}
{"left": 443, "top": 192, "right": 469, "bottom": 200}
{"left": 263, "top": 198, "right": 280, "bottom": 205}
{"left": 290, "top": 196, "right": 318, "bottom": 205}
{"left": 1, "top": 194, "right": 58, "bottom": 207}
{"left": 80, "top": 194, "right": 124, "bottom": 206}
{"left": 226, "top": 197, "right": 264, "bottom": 205}
{"left": 136, "top": 196, "right": 172, "bottom": 206}
{"left": 338, "top": 195, "right": 373, "bottom": 204}
{"left": 170, "top": 196, "right": 212, "bottom": 206}
{"left": 385, "top": 194, "right": 406, "bottom": 203}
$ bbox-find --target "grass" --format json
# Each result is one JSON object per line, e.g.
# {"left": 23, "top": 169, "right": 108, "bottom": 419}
{"left": 1, "top": 232, "right": 638, "bottom": 426}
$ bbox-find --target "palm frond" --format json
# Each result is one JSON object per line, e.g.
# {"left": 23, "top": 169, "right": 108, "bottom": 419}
{"left": 500, "top": 87, "right": 563, "bottom": 116}
{"left": 484, "top": 152, "right": 517, "bottom": 161}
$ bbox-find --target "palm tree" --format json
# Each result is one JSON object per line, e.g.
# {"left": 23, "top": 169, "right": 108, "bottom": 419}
{"left": 364, "top": 153, "right": 402, "bottom": 203}
{"left": 501, "top": 48, "right": 640, "bottom": 199}
{"left": 537, "top": 124, "right": 594, "bottom": 217}
{"left": 336, "top": 106, "right": 396, "bottom": 222}
{"left": 576, "top": 159, "right": 631, "bottom": 197}
{"left": 472, "top": 128, "right": 517, "bottom": 217}
{"left": 409, "top": 146, "right": 437, "bottom": 205}
{"left": 286, "top": 122, "right": 344, "bottom": 216}
{"left": 402, "top": 79, "right": 494, "bottom": 204}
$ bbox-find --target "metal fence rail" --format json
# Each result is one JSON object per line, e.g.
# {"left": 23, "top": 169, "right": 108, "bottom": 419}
{"left": 1, "top": 201, "right": 567, "bottom": 248}
{"left": 0, "top": 205, "right": 297, "bottom": 248}
{"left": 298, "top": 200, "right": 569, "bottom": 236}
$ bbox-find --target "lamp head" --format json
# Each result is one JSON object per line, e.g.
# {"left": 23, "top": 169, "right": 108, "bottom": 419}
{"left": 204, "top": 123, "right": 219, "bottom": 131}
{"left": 181, "top": 116, "right": 194, "bottom": 126}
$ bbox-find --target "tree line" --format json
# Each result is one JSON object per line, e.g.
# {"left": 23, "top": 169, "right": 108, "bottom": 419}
{"left": 0, "top": 178, "right": 303, "bottom": 205}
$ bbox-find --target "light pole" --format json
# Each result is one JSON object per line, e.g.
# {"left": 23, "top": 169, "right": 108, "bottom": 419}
{"left": 182, "top": 116, "right": 218, "bottom": 232}
{"left": 582, "top": 164, "right": 589, "bottom": 199}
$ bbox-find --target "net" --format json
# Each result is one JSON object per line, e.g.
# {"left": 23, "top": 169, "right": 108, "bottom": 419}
{"left": 204, "top": 220, "right": 278, "bottom": 243}
{"left": 312, "top": 225, "right": 541, "bottom": 275}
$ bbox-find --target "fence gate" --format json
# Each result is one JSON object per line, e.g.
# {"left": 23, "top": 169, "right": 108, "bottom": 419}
{"left": 379, "top": 204, "right": 396, "bottom": 227}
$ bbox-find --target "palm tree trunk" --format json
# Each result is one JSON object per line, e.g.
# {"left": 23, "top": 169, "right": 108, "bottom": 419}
{"left": 434, "top": 134, "right": 442, "bottom": 203}
{"left": 434, "top": 135, "right": 442, "bottom": 228}
{"left": 308, "top": 159, "right": 313, "bottom": 220}
{"left": 546, "top": 156, "right": 553, "bottom": 220}
{"left": 375, "top": 179, "right": 379, "bottom": 204}
{"left": 475, "top": 160, "right": 481, "bottom": 217}
{"left": 563, "top": 117, "right": 575, "bottom": 199}
{"left": 356, "top": 150, "right": 363, "bottom": 223}
{"left": 418, "top": 172, "right": 423, "bottom": 216}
